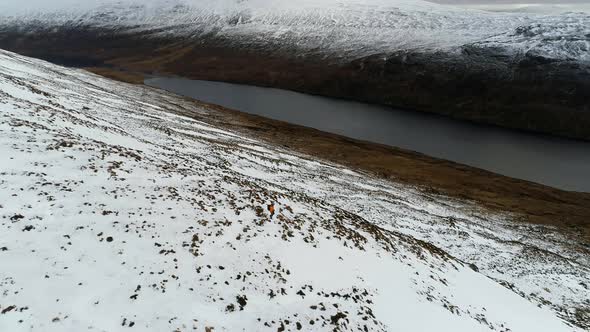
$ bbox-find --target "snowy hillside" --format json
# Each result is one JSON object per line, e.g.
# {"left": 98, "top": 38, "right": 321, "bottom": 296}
{"left": 0, "top": 0, "right": 589, "bottom": 61}
{"left": 457, "top": 3, "right": 590, "bottom": 15}
{"left": 0, "top": 50, "right": 588, "bottom": 331}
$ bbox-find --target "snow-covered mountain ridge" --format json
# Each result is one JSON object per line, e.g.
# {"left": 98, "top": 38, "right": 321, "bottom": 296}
{"left": 0, "top": 0, "right": 588, "bottom": 61}
{"left": 0, "top": 50, "right": 588, "bottom": 331}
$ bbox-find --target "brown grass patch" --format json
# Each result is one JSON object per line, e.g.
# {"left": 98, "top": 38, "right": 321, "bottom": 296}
{"left": 185, "top": 100, "right": 590, "bottom": 243}
{"left": 84, "top": 67, "right": 145, "bottom": 84}
{"left": 86, "top": 67, "right": 590, "bottom": 244}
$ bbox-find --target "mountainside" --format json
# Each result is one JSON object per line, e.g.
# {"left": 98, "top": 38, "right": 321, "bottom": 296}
{"left": 1, "top": 50, "right": 589, "bottom": 331}
{"left": 1, "top": 0, "right": 589, "bottom": 61}
{"left": 0, "top": 0, "right": 589, "bottom": 139}
{"left": 458, "top": 3, "right": 590, "bottom": 15}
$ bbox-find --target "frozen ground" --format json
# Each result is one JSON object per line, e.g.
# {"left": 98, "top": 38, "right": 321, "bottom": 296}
{"left": 0, "top": 49, "right": 588, "bottom": 331}
{"left": 0, "top": 0, "right": 588, "bottom": 62}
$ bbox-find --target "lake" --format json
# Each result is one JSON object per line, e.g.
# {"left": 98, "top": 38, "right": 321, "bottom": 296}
{"left": 146, "top": 77, "right": 590, "bottom": 193}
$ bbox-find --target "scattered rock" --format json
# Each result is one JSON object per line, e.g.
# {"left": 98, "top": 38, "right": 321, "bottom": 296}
{"left": 330, "top": 312, "right": 347, "bottom": 325}
{"left": 10, "top": 214, "right": 24, "bottom": 222}
{"left": 1, "top": 305, "right": 16, "bottom": 314}
{"left": 236, "top": 295, "right": 248, "bottom": 310}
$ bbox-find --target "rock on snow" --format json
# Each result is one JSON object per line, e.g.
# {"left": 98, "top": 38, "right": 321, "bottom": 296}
{"left": 0, "top": 49, "right": 587, "bottom": 331}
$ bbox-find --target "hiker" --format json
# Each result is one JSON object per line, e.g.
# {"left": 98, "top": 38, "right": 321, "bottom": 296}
{"left": 267, "top": 203, "right": 275, "bottom": 219}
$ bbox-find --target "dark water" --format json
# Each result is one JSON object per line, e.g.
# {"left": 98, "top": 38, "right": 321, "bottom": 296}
{"left": 146, "top": 77, "right": 590, "bottom": 192}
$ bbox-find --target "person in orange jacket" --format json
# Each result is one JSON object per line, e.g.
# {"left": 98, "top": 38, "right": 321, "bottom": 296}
{"left": 267, "top": 203, "right": 275, "bottom": 219}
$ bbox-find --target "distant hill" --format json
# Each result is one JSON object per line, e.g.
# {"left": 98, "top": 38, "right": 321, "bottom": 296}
{"left": 0, "top": 0, "right": 588, "bottom": 138}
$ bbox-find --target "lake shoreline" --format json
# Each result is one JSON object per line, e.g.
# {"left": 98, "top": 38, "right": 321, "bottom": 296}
{"left": 80, "top": 68, "right": 590, "bottom": 246}
{"left": 145, "top": 76, "right": 590, "bottom": 193}
{"left": 191, "top": 94, "right": 590, "bottom": 244}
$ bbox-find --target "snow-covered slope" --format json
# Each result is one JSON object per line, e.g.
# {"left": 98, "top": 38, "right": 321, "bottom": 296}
{"left": 0, "top": 49, "right": 588, "bottom": 331}
{"left": 457, "top": 3, "right": 590, "bottom": 15}
{"left": 0, "top": 0, "right": 589, "bottom": 61}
